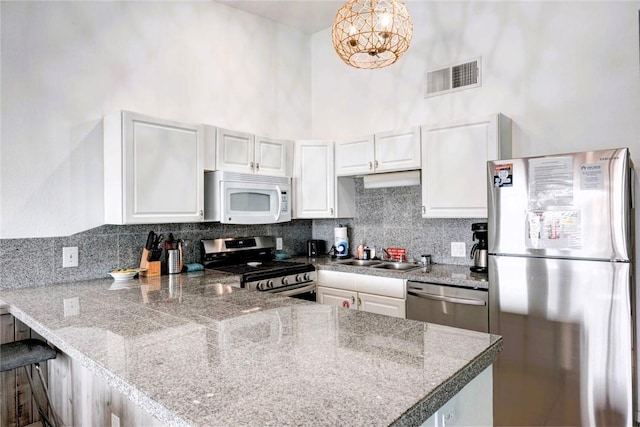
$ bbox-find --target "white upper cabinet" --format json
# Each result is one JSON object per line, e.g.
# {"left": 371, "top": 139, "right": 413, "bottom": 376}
{"left": 374, "top": 127, "right": 422, "bottom": 173}
{"left": 215, "top": 128, "right": 255, "bottom": 173}
{"left": 203, "top": 124, "right": 217, "bottom": 171}
{"left": 421, "top": 114, "right": 512, "bottom": 218}
{"left": 104, "top": 111, "right": 204, "bottom": 224}
{"left": 215, "top": 128, "right": 292, "bottom": 176}
{"left": 334, "top": 135, "right": 375, "bottom": 175}
{"left": 294, "top": 140, "right": 336, "bottom": 218}
{"left": 293, "top": 140, "right": 356, "bottom": 219}
{"left": 335, "top": 127, "right": 421, "bottom": 176}
{"left": 255, "top": 135, "right": 293, "bottom": 176}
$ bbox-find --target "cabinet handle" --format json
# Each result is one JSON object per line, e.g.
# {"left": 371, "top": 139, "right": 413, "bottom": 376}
{"left": 368, "top": 161, "right": 373, "bottom": 170}
{"left": 422, "top": 206, "right": 426, "bottom": 214}
{"left": 374, "top": 160, "right": 378, "bottom": 169}
{"left": 330, "top": 208, "right": 334, "bottom": 216}
{"left": 199, "top": 209, "right": 203, "bottom": 218}
{"left": 250, "top": 161, "right": 254, "bottom": 171}
{"left": 351, "top": 296, "right": 356, "bottom": 305}
{"left": 255, "top": 162, "right": 260, "bottom": 171}
{"left": 357, "top": 297, "right": 361, "bottom": 306}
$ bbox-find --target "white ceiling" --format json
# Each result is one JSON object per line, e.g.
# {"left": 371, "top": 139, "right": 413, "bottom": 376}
{"left": 214, "top": 0, "right": 347, "bottom": 34}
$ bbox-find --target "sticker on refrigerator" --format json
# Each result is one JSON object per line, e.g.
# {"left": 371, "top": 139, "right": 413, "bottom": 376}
{"left": 528, "top": 156, "right": 574, "bottom": 209}
{"left": 580, "top": 163, "right": 604, "bottom": 190}
{"left": 525, "top": 210, "right": 582, "bottom": 249}
{"left": 493, "top": 164, "right": 513, "bottom": 187}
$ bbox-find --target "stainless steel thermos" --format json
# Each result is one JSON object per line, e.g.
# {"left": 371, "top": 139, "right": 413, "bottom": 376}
{"left": 168, "top": 249, "right": 180, "bottom": 274}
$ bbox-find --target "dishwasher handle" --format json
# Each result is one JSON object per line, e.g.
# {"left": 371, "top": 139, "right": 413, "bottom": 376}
{"left": 407, "top": 288, "right": 487, "bottom": 306}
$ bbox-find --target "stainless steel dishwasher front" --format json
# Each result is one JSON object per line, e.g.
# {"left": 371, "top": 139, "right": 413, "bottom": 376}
{"left": 406, "top": 281, "right": 489, "bottom": 333}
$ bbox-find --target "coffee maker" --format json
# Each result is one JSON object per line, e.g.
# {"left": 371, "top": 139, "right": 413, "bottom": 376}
{"left": 470, "top": 222, "right": 488, "bottom": 273}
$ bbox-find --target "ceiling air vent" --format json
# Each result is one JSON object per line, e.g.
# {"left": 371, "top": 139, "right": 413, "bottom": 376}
{"left": 425, "top": 57, "right": 481, "bottom": 97}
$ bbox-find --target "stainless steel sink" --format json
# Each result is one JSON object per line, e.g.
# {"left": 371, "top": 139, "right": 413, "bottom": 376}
{"left": 337, "top": 259, "right": 383, "bottom": 267}
{"left": 370, "top": 262, "right": 421, "bottom": 271}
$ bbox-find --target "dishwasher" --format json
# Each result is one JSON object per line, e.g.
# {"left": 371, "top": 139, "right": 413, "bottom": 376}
{"left": 406, "top": 281, "right": 489, "bottom": 333}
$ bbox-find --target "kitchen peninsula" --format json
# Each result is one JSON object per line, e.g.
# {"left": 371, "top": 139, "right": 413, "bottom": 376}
{"left": 0, "top": 271, "right": 501, "bottom": 426}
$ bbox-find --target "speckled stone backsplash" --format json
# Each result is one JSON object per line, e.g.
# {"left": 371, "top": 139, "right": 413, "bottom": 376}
{"left": 312, "top": 178, "right": 486, "bottom": 266}
{"left": 0, "top": 221, "right": 312, "bottom": 289}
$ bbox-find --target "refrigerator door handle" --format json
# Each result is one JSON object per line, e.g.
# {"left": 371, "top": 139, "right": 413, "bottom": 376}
{"left": 407, "top": 289, "right": 487, "bottom": 306}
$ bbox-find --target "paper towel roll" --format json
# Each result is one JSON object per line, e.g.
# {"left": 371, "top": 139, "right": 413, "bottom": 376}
{"left": 334, "top": 226, "right": 349, "bottom": 257}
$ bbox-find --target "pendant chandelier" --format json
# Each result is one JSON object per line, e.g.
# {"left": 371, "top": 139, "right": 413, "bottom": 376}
{"left": 331, "top": 0, "right": 413, "bottom": 69}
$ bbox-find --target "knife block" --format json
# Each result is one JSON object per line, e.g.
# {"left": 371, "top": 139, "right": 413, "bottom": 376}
{"left": 139, "top": 248, "right": 161, "bottom": 277}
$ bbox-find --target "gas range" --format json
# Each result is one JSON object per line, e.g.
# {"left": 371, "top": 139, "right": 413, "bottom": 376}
{"left": 201, "top": 236, "right": 316, "bottom": 297}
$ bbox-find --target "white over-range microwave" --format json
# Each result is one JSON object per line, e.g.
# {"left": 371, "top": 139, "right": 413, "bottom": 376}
{"left": 204, "top": 171, "right": 292, "bottom": 224}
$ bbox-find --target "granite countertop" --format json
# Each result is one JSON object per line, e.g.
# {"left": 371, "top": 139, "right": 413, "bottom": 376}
{"left": 293, "top": 256, "right": 489, "bottom": 290}
{"left": 0, "top": 271, "right": 501, "bottom": 427}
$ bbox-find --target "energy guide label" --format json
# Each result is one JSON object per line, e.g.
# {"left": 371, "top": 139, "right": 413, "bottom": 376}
{"left": 580, "top": 163, "right": 604, "bottom": 190}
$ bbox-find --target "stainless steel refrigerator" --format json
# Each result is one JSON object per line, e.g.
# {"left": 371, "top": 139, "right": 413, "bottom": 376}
{"left": 488, "top": 148, "right": 636, "bottom": 426}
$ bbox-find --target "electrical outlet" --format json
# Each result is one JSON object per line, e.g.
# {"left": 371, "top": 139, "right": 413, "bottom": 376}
{"left": 451, "top": 242, "right": 466, "bottom": 257}
{"left": 62, "top": 246, "right": 79, "bottom": 268}
{"left": 276, "top": 237, "right": 283, "bottom": 250}
{"left": 63, "top": 297, "right": 80, "bottom": 317}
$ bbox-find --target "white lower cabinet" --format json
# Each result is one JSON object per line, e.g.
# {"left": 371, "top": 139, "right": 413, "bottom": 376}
{"left": 357, "top": 292, "right": 406, "bottom": 318}
{"left": 317, "top": 287, "right": 358, "bottom": 310}
{"left": 317, "top": 270, "right": 406, "bottom": 319}
{"left": 420, "top": 366, "right": 493, "bottom": 427}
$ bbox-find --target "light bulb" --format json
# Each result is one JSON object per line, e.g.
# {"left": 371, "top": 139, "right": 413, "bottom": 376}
{"left": 379, "top": 12, "right": 392, "bottom": 30}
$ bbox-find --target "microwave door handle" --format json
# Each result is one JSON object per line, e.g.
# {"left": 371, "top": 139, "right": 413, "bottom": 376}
{"left": 275, "top": 185, "right": 282, "bottom": 222}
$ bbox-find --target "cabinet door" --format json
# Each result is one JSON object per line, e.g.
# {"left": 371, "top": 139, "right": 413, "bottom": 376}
{"left": 215, "top": 128, "right": 255, "bottom": 173}
{"left": 374, "top": 127, "right": 421, "bottom": 173}
{"left": 421, "top": 114, "right": 511, "bottom": 218}
{"left": 255, "top": 136, "right": 292, "bottom": 177}
{"left": 317, "top": 286, "right": 358, "bottom": 310}
{"left": 356, "top": 275, "right": 405, "bottom": 298}
{"left": 203, "top": 125, "right": 216, "bottom": 171}
{"left": 335, "top": 135, "right": 375, "bottom": 176}
{"left": 358, "top": 293, "right": 406, "bottom": 318}
{"left": 118, "top": 111, "right": 203, "bottom": 224}
{"left": 294, "top": 140, "right": 336, "bottom": 218}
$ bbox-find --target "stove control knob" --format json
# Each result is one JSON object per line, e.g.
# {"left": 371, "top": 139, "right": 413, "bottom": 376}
{"left": 282, "top": 277, "right": 289, "bottom": 285}
{"left": 295, "top": 274, "right": 303, "bottom": 283}
{"left": 267, "top": 280, "right": 274, "bottom": 289}
{"left": 257, "top": 282, "right": 264, "bottom": 290}
{"left": 303, "top": 273, "right": 310, "bottom": 281}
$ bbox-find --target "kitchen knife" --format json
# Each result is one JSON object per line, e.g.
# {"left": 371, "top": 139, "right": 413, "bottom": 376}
{"left": 145, "top": 231, "right": 155, "bottom": 250}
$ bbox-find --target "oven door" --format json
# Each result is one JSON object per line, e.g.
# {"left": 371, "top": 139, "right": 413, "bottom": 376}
{"left": 265, "top": 282, "right": 317, "bottom": 301}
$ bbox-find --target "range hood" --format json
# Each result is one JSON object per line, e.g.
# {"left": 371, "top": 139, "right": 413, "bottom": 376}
{"left": 362, "top": 171, "right": 421, "bottom": 189}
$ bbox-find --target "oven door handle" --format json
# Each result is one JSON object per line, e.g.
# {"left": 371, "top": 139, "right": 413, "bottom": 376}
{"left": 273, "top": 283, "right": 316, "bottom": 297}
{"left": 407, "top": 289, "right": 487, "bottom": 306}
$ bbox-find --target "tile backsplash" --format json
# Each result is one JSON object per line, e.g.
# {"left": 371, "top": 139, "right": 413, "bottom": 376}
{"left": 312, "top": 178, "right": 485, "bottom": 266}
{"left": 0, "top": 178, "right": 482, "bottom": 289}
{"left": 0, "top": 221, "right": 312, "bottom": 289}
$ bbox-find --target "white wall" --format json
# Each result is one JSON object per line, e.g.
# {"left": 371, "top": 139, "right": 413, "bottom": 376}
{"left": 311, "top": 1, "right": 640, "bottom": 160}
{"left": 0, "top": 1, "right": 312, "bottom": 238}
